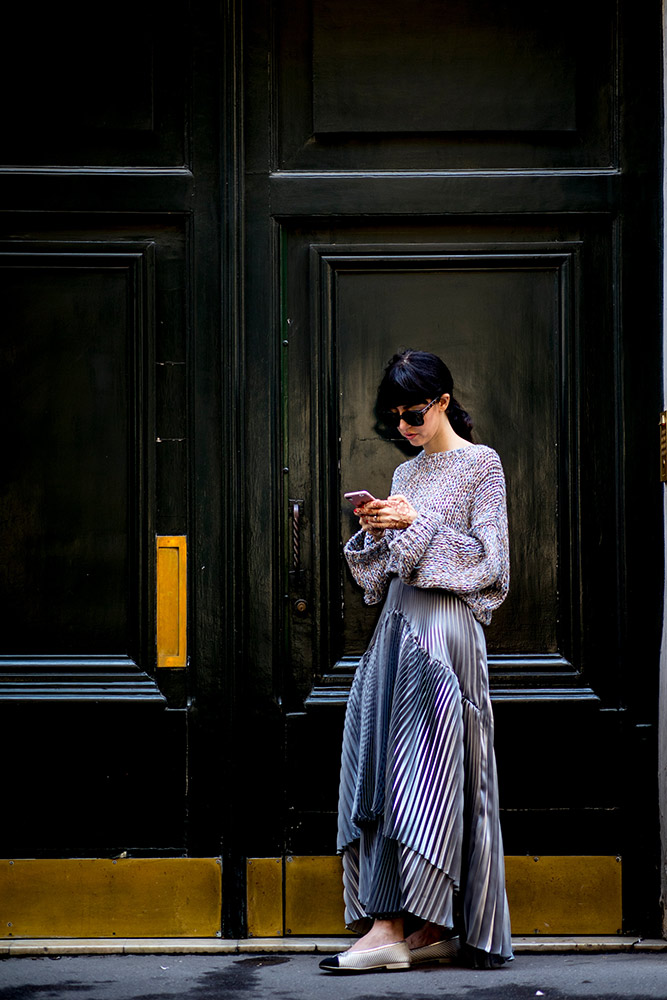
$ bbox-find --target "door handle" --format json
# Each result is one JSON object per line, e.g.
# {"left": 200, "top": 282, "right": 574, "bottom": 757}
{"left": 156, "top": 535, "right": 187, "bottom": 667}
{"left": 289, "top": 498, "right": 304, "bottom": 573}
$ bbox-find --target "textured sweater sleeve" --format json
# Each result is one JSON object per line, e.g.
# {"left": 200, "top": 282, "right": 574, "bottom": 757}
{"left": 343, "top": 529, "right": 395, "bottom": 605}
{"left": 343, "top": 466, "right": 403, "bottom": 605}
{"left": 386, "top": 454, "right": 509, "bottom": 609}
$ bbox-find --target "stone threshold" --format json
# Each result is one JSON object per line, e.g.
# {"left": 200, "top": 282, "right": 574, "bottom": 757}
{"left": 1, "top": 936, "right": 666, "bottom": 957}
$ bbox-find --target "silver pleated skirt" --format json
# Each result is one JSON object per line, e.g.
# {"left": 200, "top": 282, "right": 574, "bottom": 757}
{"left": 337, "top": 578, "right": 513, "bottom": 959}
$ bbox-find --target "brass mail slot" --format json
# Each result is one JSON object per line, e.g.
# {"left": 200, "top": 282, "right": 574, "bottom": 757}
{"left": 156, "top": 535, "right": 187, "bottom": 667}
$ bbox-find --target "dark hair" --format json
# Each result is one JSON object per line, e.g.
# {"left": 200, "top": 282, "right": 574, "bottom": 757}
{"left": 377, "top": 349, "right": 474, "bottom": 442}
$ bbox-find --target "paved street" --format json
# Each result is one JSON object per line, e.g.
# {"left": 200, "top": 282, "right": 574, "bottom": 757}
{"left": 1, "top": 952, "right": 667, "bottom": 1000}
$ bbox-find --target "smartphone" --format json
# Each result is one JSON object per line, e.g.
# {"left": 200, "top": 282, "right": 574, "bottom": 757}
{"left": 344, "top": 490, "right": 376, "bottom": 507}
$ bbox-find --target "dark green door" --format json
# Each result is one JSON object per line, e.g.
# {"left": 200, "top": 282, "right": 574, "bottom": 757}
{"left": 242, "top": 0, "right": 663, "bottom": 934}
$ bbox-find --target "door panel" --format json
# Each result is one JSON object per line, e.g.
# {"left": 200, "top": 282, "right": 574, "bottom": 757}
{"left": 312, "top": 0, "right": 576, "bottom": 133}
{"left": 274, "top": 0, "right": 613, "bottom": 170}
{"left": 2, "top": 250, "right": 148, "bottom": 655}
{"left": 0, "top": 2, "right": 186, "bottom": 167}
{"left": 0, "top": 224, "right": 188, "bottom": 856}
{"left": 331, "top": 256, "right": 562, "bottom": 659}
{"left": 0, "top": 227, "right": 186, "bottom": 683}
{"left": 283, "top": 224, "right": 619, "bottom": 702}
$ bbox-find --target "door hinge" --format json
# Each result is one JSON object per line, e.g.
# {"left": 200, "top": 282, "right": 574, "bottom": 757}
{"left": 660, "top": 411, "right": 667, "bottom": 482}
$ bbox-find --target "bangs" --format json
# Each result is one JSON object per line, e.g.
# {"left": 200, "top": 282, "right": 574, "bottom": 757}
{"left": 376, "top": 367, "right": 433, "bottom": 413}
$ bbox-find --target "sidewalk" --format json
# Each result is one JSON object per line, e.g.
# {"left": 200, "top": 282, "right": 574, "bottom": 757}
{"left": 1, "top": 935, "right": 666, "bottom": 956}
{"left": 0, "top": 947, "right": 666, "bottom": 1000}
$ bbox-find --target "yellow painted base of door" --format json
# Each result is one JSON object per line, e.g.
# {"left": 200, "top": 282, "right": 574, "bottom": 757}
{"left": 247, "top": 855, "right": 623, "bottom": 937}
{"left": 0, "top": 859, "right": 222, "bottom": 938}
{"left": 0, "top": 853, "right": 623, "bottom": 939}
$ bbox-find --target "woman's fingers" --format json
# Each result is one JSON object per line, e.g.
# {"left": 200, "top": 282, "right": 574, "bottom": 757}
{"left": 363, "top": 509, "right": 391, "bottom": 529}
{"left": 355, "top": 497, "right": 413, "bottom": 532}
{"left": 385, "top": 494, "right": 417, "bottom": 526}
{"left": 355, "top": 499, "right": 385, "bottom": 516}
{"left": 360, "top": 508, "right": 386, "bottom": 528}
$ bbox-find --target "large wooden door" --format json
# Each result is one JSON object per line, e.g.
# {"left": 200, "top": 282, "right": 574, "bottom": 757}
{"left": 0, "top": 2, "right": 239, "bottom": 933}
{"left": 243, "top": 0, "right": 663, "bottom": 933}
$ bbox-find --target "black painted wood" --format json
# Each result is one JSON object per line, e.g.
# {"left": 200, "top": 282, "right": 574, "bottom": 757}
{"left": 0, "top": 2, "right": 187, "bottom": 167}
{"left": 0, "top": 703, "right": 186, "bottom": 857}
{"left": 0, "top": 171, "right": 194, "bottom": 213}
{"left": 244, "top": 0, "right": 664, "bottom": 937}
{"left": 280, "top": 224, "right": 615, "bottom": 700}
{"left": 0, "top": 658, "right": 165, "bottom": 704}
{"left": 312, "top": 0, "right": 577, "bottom": 134}
{"left": 0, "top": 1, "right": 230, "bottom": 927}
{"left": 613, "top": 0, "right": 664, "bottom": 934}
{"left": 270, "top": 172, "right": 620, "bottom": 216}
{"left": 274, "top": 0, "right": 614, "bottom": 171}
{"left": 0, "top": 0, "right": 661, "bottom": 942}
{"left": 1, "top": 245, "right": 152, "bottom": 659}
{"left": 186, "top": 0, "right": 242, "bottom": 936}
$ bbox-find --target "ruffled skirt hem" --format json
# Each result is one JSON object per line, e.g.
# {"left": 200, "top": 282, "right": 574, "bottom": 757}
{"left": 336, "top": 580, "right": 513, "bottom": 959}
{"left": 342, "top": 836, "right": 456, "bottom": 934}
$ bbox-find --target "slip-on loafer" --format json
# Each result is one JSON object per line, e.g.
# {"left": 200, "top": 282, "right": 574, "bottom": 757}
{"left": 319, "top": 941, "right": 411, "bottom": 973}
{"left": 409, "top": 935, "right": 460, "bottom": 965}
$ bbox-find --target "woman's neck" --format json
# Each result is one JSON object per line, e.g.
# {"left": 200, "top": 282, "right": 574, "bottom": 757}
{"left": 423, "top": 422, "right": 472, "bottom": 455}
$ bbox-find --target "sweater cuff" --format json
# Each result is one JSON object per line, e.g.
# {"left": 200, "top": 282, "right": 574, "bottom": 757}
{"left": 344, "top": 529, "right": 389, "bottom": 564}
{"left": 387, "top": 510, "right": 444, "bottom": 576}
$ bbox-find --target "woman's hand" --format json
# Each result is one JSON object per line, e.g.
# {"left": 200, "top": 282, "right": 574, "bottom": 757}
{"left": 356, "top": 500, "right": 385, "bottom": 537}
{"left": 384, "top": 494, "right": 418, "bottom": 529}
{"left": 355, "top": 494, "right": 418, "bottom": 534}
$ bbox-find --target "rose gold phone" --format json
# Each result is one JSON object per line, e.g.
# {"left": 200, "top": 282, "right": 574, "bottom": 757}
{"left": 344, "top": 490, "right": 376, "bottom": 507}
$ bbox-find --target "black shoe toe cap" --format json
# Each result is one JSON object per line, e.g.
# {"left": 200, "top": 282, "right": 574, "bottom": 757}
{"left": 319, "top": 955, "right": 341, "bottom": 971}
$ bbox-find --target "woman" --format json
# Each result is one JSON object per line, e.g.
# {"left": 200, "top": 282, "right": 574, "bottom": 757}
{"left": 320, "top": 349, "right": 512, "bottom": 974}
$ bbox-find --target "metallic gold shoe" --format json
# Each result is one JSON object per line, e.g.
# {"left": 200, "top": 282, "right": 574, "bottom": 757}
{"left": 319, "top": 941, "right": 411, "bottom": 973}
{"left": 409, "top": 935, "right": 460, "bottom": 965}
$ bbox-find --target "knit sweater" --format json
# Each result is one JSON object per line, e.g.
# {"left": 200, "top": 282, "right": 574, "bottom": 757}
{"left": 344, "top": 444, "right": 509, "bottom": 625}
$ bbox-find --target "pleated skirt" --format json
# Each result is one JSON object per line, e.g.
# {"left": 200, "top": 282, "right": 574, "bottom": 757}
{"left": 337, "top": 578, "right": 513, "bottom": 960}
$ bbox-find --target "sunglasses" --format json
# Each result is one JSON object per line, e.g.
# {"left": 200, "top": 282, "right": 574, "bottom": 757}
{"left": 381, "top": 397, "right": 441, "bottom": 428}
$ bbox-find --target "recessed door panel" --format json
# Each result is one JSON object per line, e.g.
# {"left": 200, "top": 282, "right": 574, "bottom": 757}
{"left": 0, "top": 3, "right": 187, "bottom": 166}
{"left": 272, "top": 0, "right": 613, "bottom": 170}
{"left": 313, "top": 0, "right": 576, "bottom": 133}
{"left": 281, "top": 225, "right": 621, "bottom": 705}
{"left": 0, "top": 223, "right": 188, "bottom": 687}
{"left": 1, "top": 255, "right": 145, "bottom": 653}
{"left": 332, "top": 261, "right": 560, "bottom": 658}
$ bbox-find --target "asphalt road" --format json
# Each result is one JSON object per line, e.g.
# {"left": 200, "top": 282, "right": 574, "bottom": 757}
{"left": 1, "top": 953, "right": 667, "bottom": 1000}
